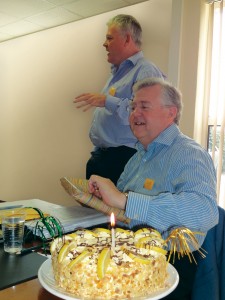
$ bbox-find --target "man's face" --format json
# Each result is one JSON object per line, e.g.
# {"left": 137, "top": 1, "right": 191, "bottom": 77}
{"left": 129, "top": 85, "right": 177, "bottom": 148}
{"left": 103, "top": 24, "right": 127, "bottom": 66}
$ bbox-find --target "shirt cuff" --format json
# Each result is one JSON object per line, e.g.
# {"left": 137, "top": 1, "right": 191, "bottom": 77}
{"left": 125, "top": 191, "right": 150, "bottom": 222}
{"left": 105, "top": 95, "right": 119, "bottom": 112}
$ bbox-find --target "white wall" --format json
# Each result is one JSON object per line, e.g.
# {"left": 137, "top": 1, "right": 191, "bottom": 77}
{"left": 178, "top": 0, "right": 202, "bottom": 138}
{"left": 0, "top": 0, "right": 172, "bottom": 205}
{"left": 168, "top": 0, "right": 204, "bottom": 139}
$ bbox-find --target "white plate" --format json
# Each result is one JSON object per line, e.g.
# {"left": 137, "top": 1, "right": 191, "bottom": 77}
{"left": 38, "top": 259, "right": 179, "bottom": 300}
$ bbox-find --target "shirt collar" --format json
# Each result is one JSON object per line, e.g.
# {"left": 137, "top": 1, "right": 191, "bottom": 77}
{"left": 111, "top": 51, "right": 143, "bottom": 74}
{"left": 136, "top": 124, "right": 180, "bottom": 151}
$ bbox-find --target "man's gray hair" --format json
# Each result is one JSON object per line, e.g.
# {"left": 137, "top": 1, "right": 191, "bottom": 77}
{"left": 133, "top": 77, "right": 183, "bottom": 125}
{"left": 107, "top": 14, "right": 142, "bottom": 48}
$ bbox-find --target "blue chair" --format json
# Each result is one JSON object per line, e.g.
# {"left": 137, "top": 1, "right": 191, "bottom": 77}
{"left": 192, "top": 206, "right": 225, "bottom": 300}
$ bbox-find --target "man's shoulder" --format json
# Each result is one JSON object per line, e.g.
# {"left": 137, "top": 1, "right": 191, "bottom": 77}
{"left": 172, "top": 132, "right": 211, "bottom": 159}
{"left": 135, "top": 57, "right": 166, "bottom": 79}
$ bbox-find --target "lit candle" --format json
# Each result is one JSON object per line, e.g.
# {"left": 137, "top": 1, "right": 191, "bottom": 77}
{"left": 111, "top": 212, "right": 115, "bottom": 252}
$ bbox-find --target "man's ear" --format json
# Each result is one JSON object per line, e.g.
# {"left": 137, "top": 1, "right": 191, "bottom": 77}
{"left": 125, "top": 33, "right": 131, "bottom": 45}
{"left": 168, "top": 106, "right": 178, "bottom": 119}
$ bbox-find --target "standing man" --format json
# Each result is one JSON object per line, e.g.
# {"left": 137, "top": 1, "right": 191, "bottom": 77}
{"left": 74, "top": 14, "right": 166, "bottom": 185}
{"left": 88, "top": 77, "right": 219, "bottom": 300}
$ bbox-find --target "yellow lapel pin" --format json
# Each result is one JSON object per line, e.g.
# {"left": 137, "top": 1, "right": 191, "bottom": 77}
{"left": 109, "top": 86, "right": 116, "bottom": 96}
{"left": 144, "top": 178, "right": 155, "bottom": 190}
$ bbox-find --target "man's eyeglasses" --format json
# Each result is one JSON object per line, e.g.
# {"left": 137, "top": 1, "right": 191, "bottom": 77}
{"left": 127, "top": 101, "right": 173, "bottom": 113}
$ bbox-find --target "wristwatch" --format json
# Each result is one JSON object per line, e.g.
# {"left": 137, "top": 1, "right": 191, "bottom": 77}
{"left": 123, "top": 192, "right": 129, "bottom": 210}
{"left": 123, "top": 191, "right": 129, "bottom": 201}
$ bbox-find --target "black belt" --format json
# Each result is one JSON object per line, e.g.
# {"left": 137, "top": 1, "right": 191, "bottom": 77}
{"left": 97, "top": 146, "right": 133, "bottom": 152}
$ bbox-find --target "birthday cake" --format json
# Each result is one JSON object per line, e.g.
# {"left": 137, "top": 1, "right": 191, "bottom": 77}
{"left": 50, "top": 227, "right": 169, "bottom": 299}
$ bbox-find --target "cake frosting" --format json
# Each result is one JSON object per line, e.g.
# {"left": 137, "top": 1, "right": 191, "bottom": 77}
{"left": 50, "top": 227, "right": 169, "bottom": 299}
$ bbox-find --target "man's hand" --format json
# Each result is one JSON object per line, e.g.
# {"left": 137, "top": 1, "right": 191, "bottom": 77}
{"left": 74, "top": 93, "right": 106, "bottom": 111}
{"left": 88, "top": 175, "right": 127, "bottom": 210}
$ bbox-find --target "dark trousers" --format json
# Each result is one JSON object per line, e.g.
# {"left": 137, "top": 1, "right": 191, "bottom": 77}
{"left": 86, "top": 146, "right": 137, "bottom": 185}
{"left": 163, "top": 252, "right": 198, "bottom": 300}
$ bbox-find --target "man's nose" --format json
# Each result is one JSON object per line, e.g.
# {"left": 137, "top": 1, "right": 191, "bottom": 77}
{"left": 132, "top": 106, "right": 142, "bottom": 114}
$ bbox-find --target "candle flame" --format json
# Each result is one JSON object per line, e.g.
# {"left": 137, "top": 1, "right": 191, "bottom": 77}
{"left": 110, "top": 212, "right": 115, "bottom": 227}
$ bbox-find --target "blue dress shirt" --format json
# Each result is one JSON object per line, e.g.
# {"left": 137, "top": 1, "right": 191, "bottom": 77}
{"left": 89, "top": 51, "right": 166, "bottom": 149}
{"left": 117, "top": 124, "right": 219, "bottom": 247}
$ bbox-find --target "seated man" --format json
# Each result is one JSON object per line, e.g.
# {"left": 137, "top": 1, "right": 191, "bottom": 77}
{"left": 88, "top": 77, "right": 219, "bottom": 300}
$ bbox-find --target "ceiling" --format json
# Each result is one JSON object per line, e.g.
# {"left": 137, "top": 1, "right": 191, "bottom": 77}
{"left": 0, "top": 0, "right": 148, "bottom": 43}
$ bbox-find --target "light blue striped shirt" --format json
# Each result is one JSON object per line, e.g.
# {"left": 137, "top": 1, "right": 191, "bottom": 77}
{"left": 89, "top": 51, "right": 166, "bottom": 149}
{"left": 117, "top": 124, "right": 219, "bottom": 247}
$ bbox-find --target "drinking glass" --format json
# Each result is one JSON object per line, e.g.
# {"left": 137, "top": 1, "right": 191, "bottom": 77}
{"left": 0, "top": 209, "right": 26, "bottom": 254}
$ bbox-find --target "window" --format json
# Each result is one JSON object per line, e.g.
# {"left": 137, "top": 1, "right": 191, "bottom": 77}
{"left": 206, "top": 0, "right": 225, "bottom": 208}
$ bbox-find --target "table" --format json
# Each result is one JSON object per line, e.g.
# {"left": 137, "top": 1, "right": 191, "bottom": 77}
{"left": 0, "top": 199, "right": 108, "bottom": 299}
{"left": 0, "top": 200, "right": 52, "bottom": 299}
{"left": 0, "top": 279, "right": 61, "bottom": 300}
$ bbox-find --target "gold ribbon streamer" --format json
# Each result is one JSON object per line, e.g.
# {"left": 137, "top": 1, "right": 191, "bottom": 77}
{"left": 165, "top": 227, "right": 206, "bottom": 264}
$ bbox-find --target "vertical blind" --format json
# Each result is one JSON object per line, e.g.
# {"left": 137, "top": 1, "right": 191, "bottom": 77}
{"left": 202, "top": 0, "right": 225, "bottom": 208}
